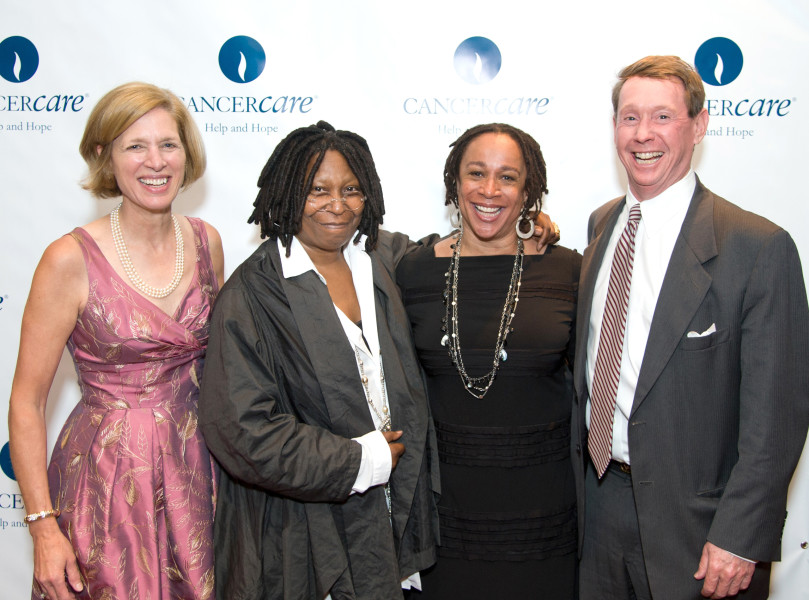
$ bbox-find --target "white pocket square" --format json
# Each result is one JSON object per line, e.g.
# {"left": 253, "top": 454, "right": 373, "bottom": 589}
{"left": 687, "top": 323, "right": 716, "bottom": 338}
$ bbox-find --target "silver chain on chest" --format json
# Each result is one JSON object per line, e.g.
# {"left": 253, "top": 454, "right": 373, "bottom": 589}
{"left": 440, "top": 227, "right": 524, "bottom": 399}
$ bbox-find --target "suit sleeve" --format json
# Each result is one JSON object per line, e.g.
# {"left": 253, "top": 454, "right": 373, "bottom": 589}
{"left": 707, "top": 229, "right": 809, "bottom": 560}
{"left": 198, "top": 285, "right": 362, "bottom": 503}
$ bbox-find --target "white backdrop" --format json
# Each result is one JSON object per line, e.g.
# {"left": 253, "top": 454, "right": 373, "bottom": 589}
{"left": 1, "top": 1, "right": 807, "bottom": 597}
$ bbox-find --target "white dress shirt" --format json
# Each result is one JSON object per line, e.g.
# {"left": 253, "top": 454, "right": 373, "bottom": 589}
{"left": 586, "top": 171, "right": 695, "bottom": 464}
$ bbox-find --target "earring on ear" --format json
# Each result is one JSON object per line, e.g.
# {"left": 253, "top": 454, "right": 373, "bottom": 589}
{"left": 450, "top": 208, "right": 462, "bottom": 229}
{"left": 516, "top": 216, "right": 535, "bottom": 240}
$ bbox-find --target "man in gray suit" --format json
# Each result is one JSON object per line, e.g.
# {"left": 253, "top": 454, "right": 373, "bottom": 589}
{"left": 572, "top": 55, "right": 809, "bottom": 599}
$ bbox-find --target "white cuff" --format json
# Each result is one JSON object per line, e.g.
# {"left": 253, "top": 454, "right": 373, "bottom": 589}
{"left": 351, "top": 430, "right": 392, "bottom": 494}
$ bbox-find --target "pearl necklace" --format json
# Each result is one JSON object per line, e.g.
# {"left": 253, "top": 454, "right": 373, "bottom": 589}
{"left": 441, "top": 226, "right": 524, "bottom": 399}
{"left": 110, "top": 203, "right": 184, "bottom": 299}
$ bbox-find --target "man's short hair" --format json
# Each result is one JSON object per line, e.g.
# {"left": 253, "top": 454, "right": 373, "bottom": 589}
{"left": 612, "top": 55, "right": 706, "bottom": 118}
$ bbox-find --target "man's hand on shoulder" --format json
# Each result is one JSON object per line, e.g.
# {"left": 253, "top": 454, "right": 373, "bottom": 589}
{"left": 694, "top": 541, "right": 755, "bottom": 598}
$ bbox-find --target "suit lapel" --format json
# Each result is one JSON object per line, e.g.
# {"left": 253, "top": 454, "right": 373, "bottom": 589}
{"left": 632, "top": 180, "right": 718, "bottom": 413}
{"left": 575, "top": 198, "right": 625, "bottom": 398}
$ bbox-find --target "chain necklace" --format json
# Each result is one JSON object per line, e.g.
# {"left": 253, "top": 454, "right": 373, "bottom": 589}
{"left": 110, "top": 203, "right": 184, "bottom": 299}
{"left": 440, "top": 226, "right": 524, "bottom": 399}
{"left": 354, "top": 348, "right": 391, "bottom": 432}
{"left": 354, "top": 347, "right": 392, "bottom": 515}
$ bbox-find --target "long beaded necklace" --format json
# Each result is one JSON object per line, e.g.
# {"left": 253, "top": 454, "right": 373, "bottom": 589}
{"left": 110, "top": 202, "right": 184, "bottom": 299}
{"left": 354, "top": 347, "right": 393, "bottom": 515}
{"left": 440, "top": 225, "right": 524, "bottom": 399}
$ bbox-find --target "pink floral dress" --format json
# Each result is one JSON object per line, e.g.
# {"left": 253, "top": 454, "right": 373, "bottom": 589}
{"left": 38, "top": 218, "right": 218, "bottom": 600}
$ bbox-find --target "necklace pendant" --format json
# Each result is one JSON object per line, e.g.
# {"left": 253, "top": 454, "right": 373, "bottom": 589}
{"left": 441, "top": 334, "right": 449, "bottom": 347}
{"left": 500, "top": 349, "right": 508, "bottom": 362}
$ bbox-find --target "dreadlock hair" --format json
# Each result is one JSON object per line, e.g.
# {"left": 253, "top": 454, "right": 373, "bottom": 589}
{"left": 443, "top": 123, "right": 548, "bottom": 220}
{"left": 248, "top": 121, "right": 385, "bottom": 256}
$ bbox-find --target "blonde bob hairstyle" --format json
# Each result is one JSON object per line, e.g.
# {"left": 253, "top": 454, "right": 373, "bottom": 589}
{"left": 79, "top": 82, "right": 206, "bottom": 199}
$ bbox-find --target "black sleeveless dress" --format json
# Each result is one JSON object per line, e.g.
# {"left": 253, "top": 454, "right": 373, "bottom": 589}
{"left": 397, "top": 239, "right": 581, "bottom": 599}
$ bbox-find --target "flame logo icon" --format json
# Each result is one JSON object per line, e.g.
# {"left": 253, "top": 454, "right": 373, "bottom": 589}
{"left": 13, "top": 52, "right": 22, "bottom": 81}
{"left": 0, "top": 36, "right": 39, "bottom": 83}
{"left": 219, "top": 36, "right": 266, "bottom": 84}
{"left": 238, "top": 52, "right": 247, "bottom": 82}
{"left": 713, "top": 54, "right": 724, "bottom": 85}
{"left": 473, "top": 53, "right": 483, "bottom": 84}
{"left": 695, "top": 38, "right": 743, "bottom": 87}
{"left": 454, "top": 37, "right": 502, "bottom": 85}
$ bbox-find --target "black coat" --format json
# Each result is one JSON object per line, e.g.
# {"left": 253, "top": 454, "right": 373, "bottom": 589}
{"left": 199, "top": 231, "right": 440, "bottom": 600}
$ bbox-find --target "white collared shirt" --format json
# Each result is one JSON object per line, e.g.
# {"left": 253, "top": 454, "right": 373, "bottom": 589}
{"left": 586, "top": 171, "right": 696, "bottom": 464}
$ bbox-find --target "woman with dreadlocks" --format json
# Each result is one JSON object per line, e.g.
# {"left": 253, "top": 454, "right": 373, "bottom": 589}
{"left": 396, "top": 124, "right": 580, "bottom": 599}
{"left": 198, "top": 121, "right": 439, "bottom": 600}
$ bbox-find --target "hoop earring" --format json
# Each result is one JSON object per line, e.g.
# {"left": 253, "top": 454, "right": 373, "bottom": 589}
{"left": 450, "top": 209, "right": 462, "bottom": 229}
{"left": 516, "top": 216, "right": 535, "bottom": 240}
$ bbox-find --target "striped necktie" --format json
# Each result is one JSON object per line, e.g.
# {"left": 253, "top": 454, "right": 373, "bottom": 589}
{"left": 588, "top": 203, "right": 642, "bottom": 478}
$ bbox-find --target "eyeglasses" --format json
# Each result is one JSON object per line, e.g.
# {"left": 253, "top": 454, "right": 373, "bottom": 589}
{"left": 306, "top": 190, "right": 366, "bottom": 213}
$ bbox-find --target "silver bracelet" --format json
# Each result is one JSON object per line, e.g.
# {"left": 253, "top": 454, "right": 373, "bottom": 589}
{"left": 24, "top": 508, "right": 61, "bottom": 523}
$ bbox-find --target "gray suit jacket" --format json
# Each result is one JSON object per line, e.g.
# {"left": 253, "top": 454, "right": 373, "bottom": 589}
{"left": 572, "top": 179, "right": 809, "bottom": 597}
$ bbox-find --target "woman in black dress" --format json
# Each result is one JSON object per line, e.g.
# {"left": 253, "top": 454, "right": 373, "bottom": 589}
{"left": 397, "top": 123, "right": 580, "bottom": 599}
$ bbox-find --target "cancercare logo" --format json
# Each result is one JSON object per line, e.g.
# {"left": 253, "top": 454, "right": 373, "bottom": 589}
{"left": 0, "top": 36, "right": 39, "bottom": 83}
{"left": 695, "top": 37, "right": 743, "bottom": 87}
{"left": 454, "top": 37, "right": 501, "bottom": 85}
{"left": 0, "top": 443, "right": 15, "bottom": 481}
{"left": 219, "top": 36, "right": 266, "bottom": 84}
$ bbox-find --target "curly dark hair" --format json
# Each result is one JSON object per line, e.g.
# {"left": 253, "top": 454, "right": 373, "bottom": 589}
{"left": 443, "top": 123, "right": 548, "bottom": 219}
{"left": 248, "top": 121, "right": 385, "bottom": 256}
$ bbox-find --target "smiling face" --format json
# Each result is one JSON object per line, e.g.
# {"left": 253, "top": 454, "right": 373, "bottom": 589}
{"left": 296, "top": 149, "right": 363, "bottom": 257}
{"left": 456, "top": 132, "right": 527, "bottom": 252}
{"left": 614, "top": 76, "right": 709, "bottom": 201}
{"left": 109, "top": 107, "right": 186, "bottom": 212}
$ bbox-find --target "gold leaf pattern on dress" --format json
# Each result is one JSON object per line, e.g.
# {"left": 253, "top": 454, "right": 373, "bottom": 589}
{"left": 136, "top": 547, "right": 154, "bottom": 578}
{"left": 117, "top": 547, "right": 127, "bottom": 582}
{"left": 98, "top": 587, "right": 115, "bottom": 600}
{"left": 177, "top": 411, "right": 198, "bottom": 442}
{"left": 189, "top": 362, "right": 200, "bottom": 389}
{"left": 130, "top": 308, "right": 153, "bottom": 340}
{"left": 199, "top": 567, "right": 215, "bottom": 600}
{"left": 99, "top": 419, "right": 124, "bottom": 449}
{"left": 60, "top": 418, "right": 76, "bottom": 449}
{"left": 105, "top": 342, "right": 123, "bottom": 362}
{"left": 68, "top": 452, "right": 84, "bottom": 471}
{"left": 137, "top": 425, "right": 148, "bottom": 458}
{"left": 124, "top": 473, "right": 139, "bottom": 506}
{"left": 164, "top": 565, "right": 185, "bottom": 582}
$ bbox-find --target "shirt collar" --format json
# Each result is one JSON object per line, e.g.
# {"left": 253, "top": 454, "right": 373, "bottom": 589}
{"left": 626, "top": 170, "right": 696, "bottom": 236}
{"left": 277, "top": 235, "right": 369, "bottom": 283}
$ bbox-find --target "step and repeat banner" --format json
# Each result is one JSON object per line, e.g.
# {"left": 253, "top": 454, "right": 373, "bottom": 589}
{"left": 2, "top": 1, "right": 807, "bottom": 596}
